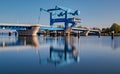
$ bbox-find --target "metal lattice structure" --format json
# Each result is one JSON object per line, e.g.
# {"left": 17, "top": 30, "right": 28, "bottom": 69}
{"left": 40, "top": 6, "right": 81, "bottom": 29}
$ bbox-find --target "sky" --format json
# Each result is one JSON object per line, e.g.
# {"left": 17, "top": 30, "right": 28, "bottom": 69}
{"left": 0, "top": 0, "right": 120, "bottom": 28}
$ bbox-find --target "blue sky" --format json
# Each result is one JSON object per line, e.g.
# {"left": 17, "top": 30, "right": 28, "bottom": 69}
{"left": 0, "top": 0, "right": 120, "bottom": 28}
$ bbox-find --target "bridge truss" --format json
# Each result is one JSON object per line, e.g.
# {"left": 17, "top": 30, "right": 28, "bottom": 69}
{"left": 40, "top": 6, "right": 81, "bottom": 29}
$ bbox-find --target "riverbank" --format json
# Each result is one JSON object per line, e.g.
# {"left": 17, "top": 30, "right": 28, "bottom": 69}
{"left": 100, "top": 33, "right": 120, "bottom": 36}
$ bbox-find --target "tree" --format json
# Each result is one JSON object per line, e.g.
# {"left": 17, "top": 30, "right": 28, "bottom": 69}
{"left": 101, "top": 27, "right": 110, "bottom": 33}
{"left": 110, "top": 23, "right": 120, "bottom": 33}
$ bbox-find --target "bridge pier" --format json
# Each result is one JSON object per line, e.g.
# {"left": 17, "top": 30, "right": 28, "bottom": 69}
{"left": 78, "top": 31, "right": 80, "bottom": 38}
{"left": 8, "top": 32, "right": 12, "bottom": 36}
{"left": 98, "top": 31, "right": 101, "bottom": 38}
{"left": 17, "top": 26, "right": 40, "bottom": 36}
{"left": 85, "top": 29, "right": 90, "bottom": 36}
{"left": 15, "top": 32, "right": 18, "bottom": 37}
{"left": 64, "top": 27, "right": 72, "bottom": 36}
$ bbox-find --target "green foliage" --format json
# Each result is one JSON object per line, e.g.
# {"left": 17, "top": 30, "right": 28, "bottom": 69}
{"left": 110, "top": 23, "right": 120, "bottom": 33}
{"left": 102, "top": 27, "right": 110, "bottom": 33}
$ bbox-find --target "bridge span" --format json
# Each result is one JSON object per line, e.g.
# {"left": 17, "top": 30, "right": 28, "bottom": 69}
{"left": 0, "top": 23, "right": 40, "bottom": 36}
{"left": 0, "top": 23, "right": 100, "bottom": 36}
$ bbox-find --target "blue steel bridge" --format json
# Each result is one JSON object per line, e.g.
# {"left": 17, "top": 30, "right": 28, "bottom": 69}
{"left": 0, "top": 23, "right": 64, "bottom": 31}
{"left": 0, "top": 23, "right": 100, "bottom": 36}
{"left": 0, "top": 6, "right": 100, "bottom": 36}
{"left": 0, "top": 23, "right": 34, "bottom": 30}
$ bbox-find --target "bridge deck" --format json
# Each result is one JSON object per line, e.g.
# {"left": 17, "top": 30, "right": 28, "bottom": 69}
{"left": 0, "top": 23, "right": 100, "bottom": 33}
{"left": 0, "top": 23, "right": 41, "bottom": 27}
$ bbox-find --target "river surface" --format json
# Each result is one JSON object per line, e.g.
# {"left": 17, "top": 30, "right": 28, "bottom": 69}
{"left": 0, "top": 35, "right": 120, "bottom": 74}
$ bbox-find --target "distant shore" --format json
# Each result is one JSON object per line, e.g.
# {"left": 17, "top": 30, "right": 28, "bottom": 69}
{"left": 100, "top": 33, "right": 120, "bottom": 36}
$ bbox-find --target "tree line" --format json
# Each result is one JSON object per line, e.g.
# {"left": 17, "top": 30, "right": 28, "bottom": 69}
{"left": 77, "top": 23, "right": 120, "bottom": 36}
{"left": 102, "top": 23, "right": 120, "bottom": 33}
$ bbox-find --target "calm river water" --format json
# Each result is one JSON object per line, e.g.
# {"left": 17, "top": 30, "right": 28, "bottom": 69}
{"left": 0, "top": 35, "right": 120, "bottom": 74}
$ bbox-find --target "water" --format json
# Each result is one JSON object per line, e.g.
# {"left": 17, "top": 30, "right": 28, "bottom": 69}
{"left": 0, "top": 35, "right": 120, "bottom": 74}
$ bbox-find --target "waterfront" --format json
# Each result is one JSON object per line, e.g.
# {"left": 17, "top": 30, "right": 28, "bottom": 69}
{"left": 0, "top": 35, "right": 120, "bottom": 74}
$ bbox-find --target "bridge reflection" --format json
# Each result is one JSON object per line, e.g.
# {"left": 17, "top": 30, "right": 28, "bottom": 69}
{"left": 39, "top": 36, "right": 80, "bottom": 67}
{"left": 0, "top": 36, "right": 40, "bottom": 48}
{"left": 18, "top": 36, "right": 40, "bottom": 47}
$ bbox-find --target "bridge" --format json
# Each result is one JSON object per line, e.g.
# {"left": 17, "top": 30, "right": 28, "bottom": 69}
{"left": 39, "top": 6, "right": 100, "bottom": 36}
{"left": 0, "top": 23, "right": 40, "bottom": 36}
{"left": 72, "top": 27, "right": 100, "bottom": 36}
{"left": 0, "top": 23, "right": 100, "bottom": 36}
{"left": 40, "top": 6, "right": 81, "bottom": 35}
{"left": 0, "top": 6, "right": 100, "bottom": 36}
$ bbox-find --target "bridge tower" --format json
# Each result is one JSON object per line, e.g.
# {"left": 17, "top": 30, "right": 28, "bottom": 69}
{"left": 40, "top": 6, "right": 81, "bottom": 35}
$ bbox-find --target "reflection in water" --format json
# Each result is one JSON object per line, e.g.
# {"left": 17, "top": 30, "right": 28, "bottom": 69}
{"left": 18, "top": 36, "right": 40, "bottom": 47}
{"left": 111, "top": 37, "right": 120, "bottom": 50}
{"left": 1, "top": 36, "right": 120, "bottom": 73}
{"left": 0, "top": 36, "right": 40, "bottom": 48}
{"left": 39, "top": 36, "right": 80, "bottom": 67}
{"left": 0, "top": 35, "right": 80, "bottom": 67}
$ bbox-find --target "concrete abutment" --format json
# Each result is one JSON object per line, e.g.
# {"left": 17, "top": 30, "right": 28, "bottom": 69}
{"left": 17, "top": 25, "right": 40, "bottom": 36}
